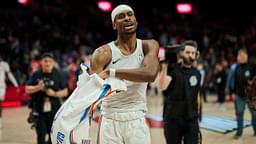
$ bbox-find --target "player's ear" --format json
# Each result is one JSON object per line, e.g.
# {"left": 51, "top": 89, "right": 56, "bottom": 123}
{"left": 112, "top": 22, "right": 117, "bottom": 30}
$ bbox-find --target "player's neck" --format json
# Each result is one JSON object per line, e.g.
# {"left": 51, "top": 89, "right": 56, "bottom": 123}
{"left": 116, "top": 34, "right": 137, "bottom": 53}
{"left": 117, "top": 32, "right": 136, "bottom": 41}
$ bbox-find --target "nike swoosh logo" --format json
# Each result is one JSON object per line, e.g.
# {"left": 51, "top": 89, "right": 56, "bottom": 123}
{"left": 112, "top": 58, "right": 121, "bottom": 64}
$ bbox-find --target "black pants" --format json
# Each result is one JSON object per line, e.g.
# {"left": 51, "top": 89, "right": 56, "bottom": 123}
{"left": 217, "top": 87, "right": 225, "bottom": 103}
{"left": 164, "top": 118, "right": 199, "bottom": 144}
{"left": 36, "top": 112, "right": 55, "bottom": 144}
{"left": 200, "top": 87, "right": 207, "bottom": 103}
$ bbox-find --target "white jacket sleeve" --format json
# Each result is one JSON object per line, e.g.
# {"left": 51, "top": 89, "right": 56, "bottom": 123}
{"left": 4, "top": 62, "right": 18, "bottom": 87}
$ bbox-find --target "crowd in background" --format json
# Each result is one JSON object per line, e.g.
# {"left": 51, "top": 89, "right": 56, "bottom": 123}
{"left": 1, "top": 1, "right": 256, "bottom": 99}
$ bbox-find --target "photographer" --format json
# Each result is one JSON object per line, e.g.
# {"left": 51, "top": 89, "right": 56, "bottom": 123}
{"left": 25, "top": 53, "right": 68, "bottom": 144}
{"left": 159, "top": 40, "right": 201, "bottom": 144}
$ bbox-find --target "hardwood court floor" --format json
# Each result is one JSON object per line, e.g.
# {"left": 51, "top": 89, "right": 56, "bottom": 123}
{"left": 0, "top": 95, "right": 255, "bottom": 144}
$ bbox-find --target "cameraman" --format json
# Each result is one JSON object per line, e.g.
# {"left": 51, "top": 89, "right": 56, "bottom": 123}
{"left": 25, "top": 53, "right": 68, "bottom": 144}
{"left": 159, "top": 40, "right": 201, "bottom": 144}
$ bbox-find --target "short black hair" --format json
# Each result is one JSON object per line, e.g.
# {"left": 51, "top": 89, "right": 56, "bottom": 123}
{"left": 41, "top": 52, "right": 54, "bottom": 59}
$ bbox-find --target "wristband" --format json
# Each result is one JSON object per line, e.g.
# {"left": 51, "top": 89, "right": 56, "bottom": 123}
{"left": 109, "top": 68, "right": 116, "bottom": 77}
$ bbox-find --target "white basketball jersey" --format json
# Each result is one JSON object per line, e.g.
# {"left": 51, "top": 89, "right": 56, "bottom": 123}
{"left": 101, "top": 39, "right": 148, "bottom": 113}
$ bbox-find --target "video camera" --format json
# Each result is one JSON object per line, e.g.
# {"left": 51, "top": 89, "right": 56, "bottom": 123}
{"left": 160, "top": 42, "right": 200, "bottom": 64}
{"left": 160, "top": 44, "right": 184, "bottom": 64}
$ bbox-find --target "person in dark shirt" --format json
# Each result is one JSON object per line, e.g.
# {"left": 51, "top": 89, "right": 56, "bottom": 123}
{"left": 233, "top": 48, "right": 256, "bottom": 139}
{"left": 214, "top": 62, "right": 227, "bottom": 108}
{"left": 25, "top": 53, "right": 68, "bottom": 144}
{"left": 159, "top": 40, "right": 201, "bottom": 144}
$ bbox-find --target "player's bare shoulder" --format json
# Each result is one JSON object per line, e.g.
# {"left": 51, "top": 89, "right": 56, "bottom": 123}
{"left": 92, "top": 45, "right": 112, "bottom": 62}
{"left": 94, "top": 44, "right": 111, "bottom": 56}
{"left": 142, "top": 39, "right": 159, "bottom": 54}
{"left": 90, "top": 44, "right": 112, "bottom": 73}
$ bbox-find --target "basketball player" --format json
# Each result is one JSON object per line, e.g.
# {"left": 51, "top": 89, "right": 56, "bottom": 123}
{"left": 89, "top": 4, "right": 159, "bottom": 144}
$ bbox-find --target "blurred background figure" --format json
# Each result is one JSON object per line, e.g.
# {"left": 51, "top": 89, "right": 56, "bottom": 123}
{"left": 225, "top": 63, "right": 237, "bottom": 102}
{"left": 195, "top": 59, "right": 207, "bottom": 103}
{"left": 0, "top": 55, "right": 19, "bottom": 129}
{"left": 213, "top": 61, "right": 227, "bottom": 109}
{"left": 233, "top": 48, "right": 256, "bottom": 139}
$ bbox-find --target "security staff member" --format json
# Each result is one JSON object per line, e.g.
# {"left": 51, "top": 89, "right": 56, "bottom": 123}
{"left": 160, "top": 40, "right": 201, "bottom": 144}
{"left": 25, "top": 53, "right": 68, "bottom": 144}
{"left": 233, "top": 48, "right": 256, "bottom": 139}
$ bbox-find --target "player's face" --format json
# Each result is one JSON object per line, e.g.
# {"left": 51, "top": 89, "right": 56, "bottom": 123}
{"left": 182, "top": 45, "right": 196, "bottom": 65}
{"left": 41, "top": 57, "right": 54, "bottom": 73}
{"left": 113, "top": 11, "right": 137, "bottom": 34}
